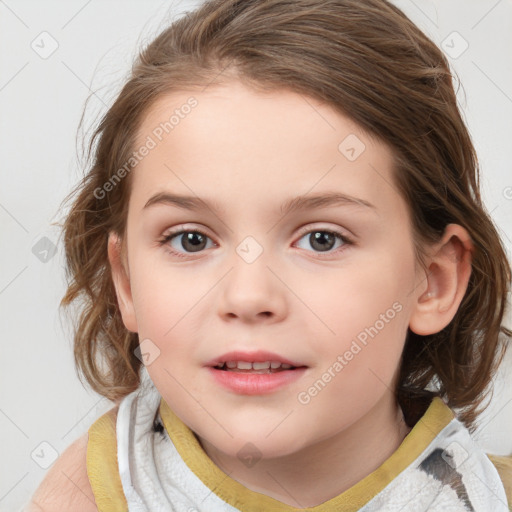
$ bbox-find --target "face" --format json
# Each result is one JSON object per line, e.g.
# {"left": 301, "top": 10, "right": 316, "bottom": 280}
{"left": 112, "top": 80, "right": 429, "bottom": 460}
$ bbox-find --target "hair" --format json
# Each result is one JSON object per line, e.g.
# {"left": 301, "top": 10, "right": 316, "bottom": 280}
{"left": 60, "top": 0, "right": 511, "bottom": 432}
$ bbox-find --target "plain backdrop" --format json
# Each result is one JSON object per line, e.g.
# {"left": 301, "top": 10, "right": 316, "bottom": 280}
{"left": 1, "top": 0, "right": 511, "bottom": 510}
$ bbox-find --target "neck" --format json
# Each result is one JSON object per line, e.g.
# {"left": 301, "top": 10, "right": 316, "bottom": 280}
{"left": 198, "top": 395, "right": 412, "bottom": 508}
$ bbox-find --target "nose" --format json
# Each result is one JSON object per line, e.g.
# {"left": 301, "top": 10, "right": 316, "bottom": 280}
{"left": 217, "top": 252, "right": 288, "bottom": 324}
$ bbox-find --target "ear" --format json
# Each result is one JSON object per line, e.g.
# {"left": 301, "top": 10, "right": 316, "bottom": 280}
{"left": 409, "top": 224, "right": 473, "bottom": 336}
{"left": 108, "top": 231, "right": 138, "bottom": 333}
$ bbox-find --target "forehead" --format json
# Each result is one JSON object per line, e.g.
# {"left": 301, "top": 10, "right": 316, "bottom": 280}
{"left": 130, "top": 81, "right": 403, "bottom": 218}
{"left": 136, "top": 80, "right": 377, "bottom": 147}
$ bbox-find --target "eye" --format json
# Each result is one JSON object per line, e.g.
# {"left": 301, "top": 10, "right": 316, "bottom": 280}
{"left": 158, "top": 228, "right": 216, "bottom": 258}
{"left": 294, "top": 227, "right": 353, "bottom": 255}
{"left": 158, "top": 225, "right": 354, "bottom": 259}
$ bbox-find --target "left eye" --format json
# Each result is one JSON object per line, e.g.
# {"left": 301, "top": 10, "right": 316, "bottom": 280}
{"left": 295, "top": 229, "right": 350, "bottom": 253}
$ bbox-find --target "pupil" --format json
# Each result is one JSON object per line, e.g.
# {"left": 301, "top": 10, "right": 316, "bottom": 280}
{"left": 310, "top": 231, "right": 335, "bottom": 252}
{"left": 182, "top": 232, "right": 206, "bottom": 252}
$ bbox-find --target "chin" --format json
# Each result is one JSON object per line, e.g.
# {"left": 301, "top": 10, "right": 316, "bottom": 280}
{"left": 202, "top": 426, "right": 311, "bottom": 461}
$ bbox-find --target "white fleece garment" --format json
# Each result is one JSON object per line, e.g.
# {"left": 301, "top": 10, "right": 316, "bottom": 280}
{"left": 116, "top": 367, "right": 509, "bottom": 512}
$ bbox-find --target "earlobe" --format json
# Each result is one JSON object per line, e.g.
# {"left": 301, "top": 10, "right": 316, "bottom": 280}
{"left": 108, "top": 232, "right": 138, "bottom": 333}
{"left": 409, "top": 224, "right": 473, "bottom": 336}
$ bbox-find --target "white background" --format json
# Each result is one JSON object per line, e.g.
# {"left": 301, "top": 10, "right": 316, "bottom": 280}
{"left": 1, "top": 0, "right": 511, "bottom": 509}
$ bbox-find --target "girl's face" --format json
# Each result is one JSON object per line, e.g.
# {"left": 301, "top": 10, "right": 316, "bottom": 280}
{"left": 112, "top": 80, "right": 429, "bottom": 460}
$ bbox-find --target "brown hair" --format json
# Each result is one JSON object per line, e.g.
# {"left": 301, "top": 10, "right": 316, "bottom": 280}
{"left": 60, "top": 0, "right": 511, "bottom": 432}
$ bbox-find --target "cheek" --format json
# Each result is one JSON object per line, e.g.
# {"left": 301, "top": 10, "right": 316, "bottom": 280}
{"left": 127, "top": 252, "right": 213, "bottom": 368}
{"left": 315, "top": 252, "right": 415, "bottom": 375}
{"left": 127, "top": 248, "right": 183, "bottom": 340}
{"left": 311, "top": 258, "right": 413, "bottom": 341}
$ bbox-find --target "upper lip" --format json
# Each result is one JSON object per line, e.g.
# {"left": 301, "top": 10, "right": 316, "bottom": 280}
{"left": 204, "top": 350, "right": 307, "bottom": 368}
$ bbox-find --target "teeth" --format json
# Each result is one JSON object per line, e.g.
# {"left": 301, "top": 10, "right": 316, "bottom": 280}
{"left": 252, "top": 361, "right": 271, "bottom": 370}
{"left": 217, "top": 360, "right": 295, "bottom": 371}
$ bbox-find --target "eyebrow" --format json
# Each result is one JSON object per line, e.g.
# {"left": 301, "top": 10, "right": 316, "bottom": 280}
{"left": 143, "top": 191, "right": 376, "bottom": 216}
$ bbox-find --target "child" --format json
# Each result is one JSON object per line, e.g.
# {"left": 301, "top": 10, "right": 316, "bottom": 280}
{"left": 27, "top": 0, "right": 512, "bottom": 510}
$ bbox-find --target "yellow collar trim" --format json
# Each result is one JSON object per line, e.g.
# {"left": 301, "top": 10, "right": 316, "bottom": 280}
{"left": 86, "top": 407, "right": 128, "bottom": 511}
{"left": 159, "top": 397, "right": 454, "bottom": 511}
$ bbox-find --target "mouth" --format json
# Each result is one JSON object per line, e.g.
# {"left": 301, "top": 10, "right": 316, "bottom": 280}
{"left": 204, "top": 351, "right": 308, "bottom": 394}
{"left": 207, "top": 352, "right": 308, "bottom": 395}
{"left": 205, "top": 350, "right": 308, "bottom": 373}
{"left": 212, "top": 360, "right": 304, "bottom": 374}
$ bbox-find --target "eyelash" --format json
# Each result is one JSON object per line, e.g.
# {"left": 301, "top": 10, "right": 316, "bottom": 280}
{"left": 157, "top": 225, "right": 354, "bottom": 259}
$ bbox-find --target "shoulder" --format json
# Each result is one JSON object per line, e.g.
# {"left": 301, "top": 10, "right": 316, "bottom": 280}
{"left": 25, "top": 430, "right": 99, "bottom": 512}
{"left": 487, "top": 453, "right": 512, "bottom": 508}
{"left": 25, "top": 405, "right": 121, "bottom": 512}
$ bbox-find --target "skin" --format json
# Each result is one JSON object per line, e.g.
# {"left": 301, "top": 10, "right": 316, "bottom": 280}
{"left": 108, "top": 80, "right": 473, "bottom": 507}
{"left": 25, "top": 431, "right": 98, "bottom": 511}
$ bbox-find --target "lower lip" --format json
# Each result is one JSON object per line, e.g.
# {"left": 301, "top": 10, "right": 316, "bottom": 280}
{"left": 206, "top": 367, "right": 307, "bottom": 395}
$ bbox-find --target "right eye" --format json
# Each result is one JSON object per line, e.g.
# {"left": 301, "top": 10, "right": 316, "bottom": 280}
{"left": 159, "top": 228, "right": 216, "bottom": 258}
